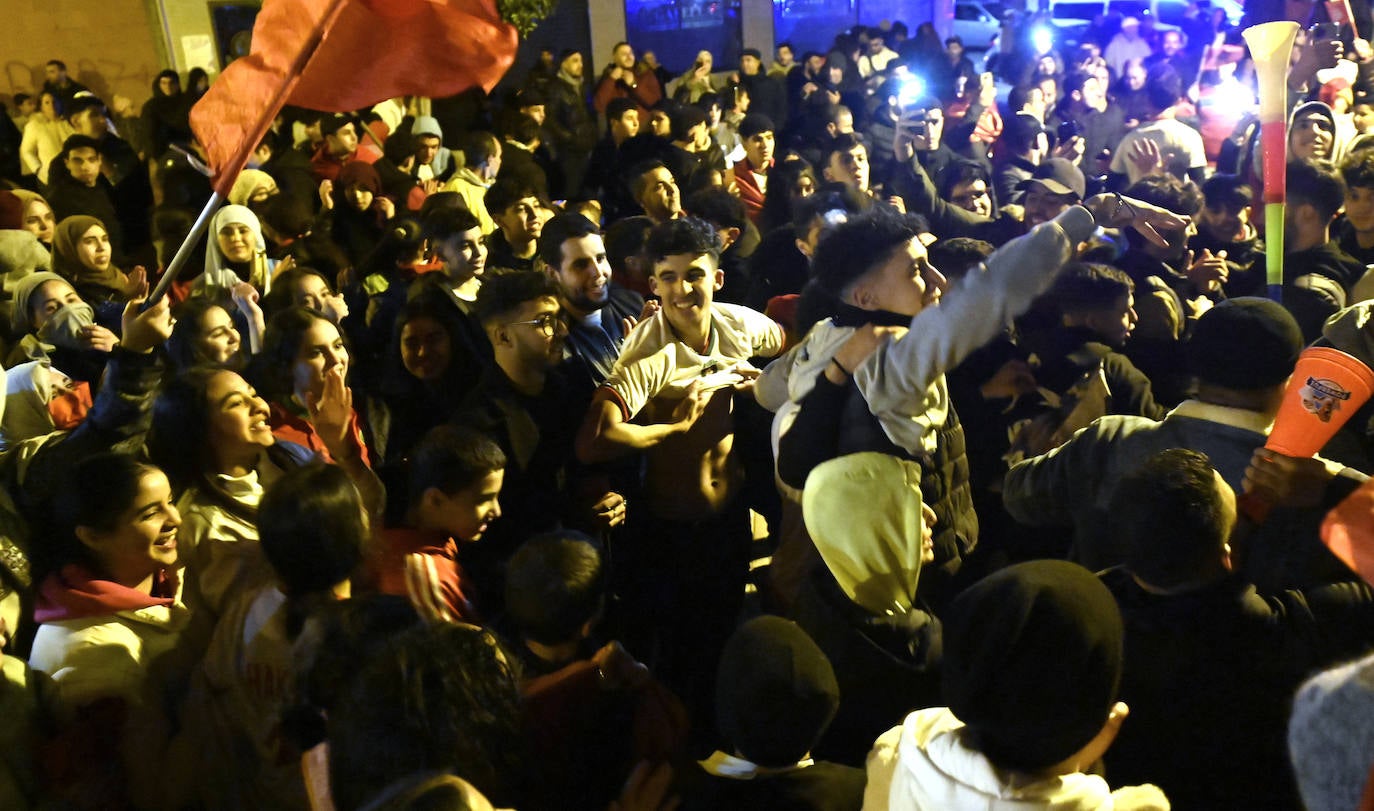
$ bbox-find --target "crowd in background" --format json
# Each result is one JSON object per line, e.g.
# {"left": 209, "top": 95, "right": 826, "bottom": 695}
{"left": 2, "top": 0, "right": 1374, "bottom": 808}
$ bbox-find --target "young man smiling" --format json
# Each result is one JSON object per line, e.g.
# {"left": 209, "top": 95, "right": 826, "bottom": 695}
{"left": 576, "top": 216, "right": 783, "bottom": 706}
{"left": 537, "top": 213, "right": 645, "bottom": 401}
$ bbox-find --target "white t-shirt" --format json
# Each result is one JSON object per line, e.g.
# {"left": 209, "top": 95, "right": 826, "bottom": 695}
{"left": 603, "top": 302, "right": 783, "bottom": 420}
{"left": 1110, "top": 118, "right": 1207, "bottom": 185}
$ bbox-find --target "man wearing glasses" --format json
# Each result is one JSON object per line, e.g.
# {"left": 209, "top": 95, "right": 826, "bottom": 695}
{"left": 456, "top": 270, "right": 627, "bottom": 615}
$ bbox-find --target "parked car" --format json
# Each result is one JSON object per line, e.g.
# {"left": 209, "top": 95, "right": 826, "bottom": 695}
{"left": 954, "top": 0, "right": 1007, "bottom": 50}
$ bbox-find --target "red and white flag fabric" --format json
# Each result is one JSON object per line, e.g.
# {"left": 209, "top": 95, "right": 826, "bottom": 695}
{"left": 190, "top": 0, "right": 517, "bottom": 195}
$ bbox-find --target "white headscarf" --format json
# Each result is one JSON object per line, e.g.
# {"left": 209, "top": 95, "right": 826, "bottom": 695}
{"left": 802, "top": 452, "right": 927, "bottom": 616}
{"left": 198, "top": 204, "right": 272, "bottom": 294}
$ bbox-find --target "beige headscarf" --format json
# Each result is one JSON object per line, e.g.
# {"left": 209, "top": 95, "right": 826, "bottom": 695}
{"left": 802, "top": 452, "right": 927, "bottom": 616}
{"left": 227, "top": 169, "right": 278, "bottom": 207}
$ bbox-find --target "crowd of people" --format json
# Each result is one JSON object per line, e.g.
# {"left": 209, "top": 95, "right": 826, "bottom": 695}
{"left": 1, "top": 1, "right": 1374, "bottom": 808}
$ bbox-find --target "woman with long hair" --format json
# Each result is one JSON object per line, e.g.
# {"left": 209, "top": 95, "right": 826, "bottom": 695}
{"left": 146, "top": 367, "right": 314, "bottom": 622}
{"left": 28, "top": 452, "right": 189, "bottom": 806}
{"left": 758, "top": 157, "right": 818, "bottom": 234}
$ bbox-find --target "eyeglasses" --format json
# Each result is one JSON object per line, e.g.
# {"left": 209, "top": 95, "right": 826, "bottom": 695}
{"left": 507, "top": 313, "right": 564, "bottom": 336}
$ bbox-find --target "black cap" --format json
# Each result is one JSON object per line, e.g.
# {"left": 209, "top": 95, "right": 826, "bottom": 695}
{"left": 716, "top": 616, "right": 840, "bottom": 767}
{"left": 739, "top": 113, "right": 775, "bottom": 138}
{"left": 943, "top": 560, "right": 1123, "bottom": 772}
{"left": 1189, "top": 297, "right": 1304, "bottom": 389}
{"left": 1018, "top": 157, "right": 1085, "bottom": 200}
{"left": 742, "top": 48, "right": 764, "bottom": 61}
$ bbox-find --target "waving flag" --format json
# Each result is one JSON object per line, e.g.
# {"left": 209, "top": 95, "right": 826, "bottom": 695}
{"left": 190, "top": 0, "right": 517, "bottom": 196}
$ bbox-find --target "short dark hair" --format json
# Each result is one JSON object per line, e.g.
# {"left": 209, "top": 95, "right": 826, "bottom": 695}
{"left": 462, "top": 130, "right": 501, "bottom": 167}
{"left": 1288, "top": 159, "right": 1346, "bottom": 223}
{"left": 504, "top": 531, "right": 605, "bottom": 646}
{"left": 927, "top": 237, "right": 995, "bottom": 280}
{"left": 812, "top": 204, "right": 924, "bottom": 296}
{"left": 1062, "top": 69, "right": 1095, "bottom": 99}
{"left": 1110, "top": 449, "right": 1232, "bottom": 588}
{"left": 1144, "top": 63, "right": 1183, "bottom": 112}
{"left": 821, "top": 132, "right": 866, "bottom": 171}
{"left": 645, "top": 216, "right": 721, "bottom": 264}
{"left": 382, "top": 130, "right": 418, "bottom": 164}
{"left": 424, "top": 205, "right": 482, "bottom": 242}
{"left": 537, "top": 213, "right": 599, "bottom": 269}
{"left": 13, "top": 92, "right": 31, "bottom": 107}
{"left": 259, "top": 464, "right": 368, "bottom": 632}
{"left": 407, "top": 424, "right": 507, "bottom": 506}
{"left": 685, "top": 187, "right": 747, "bottom": 232}
{"left": 1201, "top": 173, "right": 1253, "bottom": 211}
{"left": 605, "top": 97, "right": 637, "bottom": 126}
{"left": 946, "top": 35, "right": 964, "bottom": 47}
{"left": 474, "top": 269, "right": 563, "bottom": 328}
{"left": 604, "top": 215, "right": 654, "bottom": 272}
{"left": 1342, "top": 150, "right": 1374, "bottom": 191}
{"left": 65, "top": 95, "right": 105, "bottom": 122}
{"left": 484, "top": 177, "right": 540, "bottom": 216}
{"left": 629, "top": 159, "right": 674, "bottom": 200}
{"left": 47, "top": 59, "right": 67, "bottom": 71}
{"left": 939, "top": 159, "right": 992, "bottom": 202}
{"left": 502, "top": 111, "right": 542, "bottom": 144}
{"left": 61, "top": 133, "right": 101, "bottom": 157}
{"left": 1053, "top": 262, "right": 1134, "bottom": 315}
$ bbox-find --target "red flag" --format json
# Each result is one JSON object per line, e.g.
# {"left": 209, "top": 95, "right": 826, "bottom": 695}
{"left": 190, "top": 0, "right": 516, "bottom": 195}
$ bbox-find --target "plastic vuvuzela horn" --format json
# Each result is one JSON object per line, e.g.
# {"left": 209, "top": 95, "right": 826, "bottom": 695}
{"left": 1243, "top": 21, "right": 1300, "bottom": 303}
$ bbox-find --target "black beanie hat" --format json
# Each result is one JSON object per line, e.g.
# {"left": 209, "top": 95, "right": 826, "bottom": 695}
{"left": 716, "top": 616, "right": 840, "bottom": 767}
{"left": 943, "top": 560, "right": 1124, "bottom": 773}
{"left": 1189, "top": 297, "right": 1304, "bottom": 389}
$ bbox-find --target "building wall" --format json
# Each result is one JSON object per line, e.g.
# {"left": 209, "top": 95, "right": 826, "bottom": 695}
{"left": 0, "top": 0, "right": 167, "bottom": 109}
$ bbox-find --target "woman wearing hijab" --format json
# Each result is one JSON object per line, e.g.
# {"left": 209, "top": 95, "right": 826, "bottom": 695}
{"left": 322, "top": 161, "right": 393, "bottom": 268}
{"left": 10, "top": 189, "right": 56, "bottom": 250}
{"left": 140, "top": 69, "right": 190, "bottom": 159}
{"left": 227, "top": 169, "right": 280, "bottom": 208}
{"left": 792, "top": 452, "right": 944, "bottom": 766}
{"left": 195, "top": 204, "right": 279, "bottom": 296}
{"left": 51, "top": 215, "right": 131, "bottom": 306}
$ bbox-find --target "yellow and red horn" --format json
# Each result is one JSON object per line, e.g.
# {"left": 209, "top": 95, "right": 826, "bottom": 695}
{"left": 1243, "top": 21, "right": 1300, "bottom": 302}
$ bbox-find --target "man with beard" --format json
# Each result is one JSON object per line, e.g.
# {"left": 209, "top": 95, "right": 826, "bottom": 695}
{"left": 538, "top": 213, "right": 645, "bottom": 404}
{"left": 544, "top": 50, "right": 599, "bottom": 197}
{"left": 459, "top": 271, "right": 627, "bottom": 614}
{"left": 630, "top": 161, "right": 682, "bottom": 224}
{"left": 593, "top": 42, "right": 663, "bottom": 118}
{"left": 1046, "top": 70, "right": 1126, "bottom": 178}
